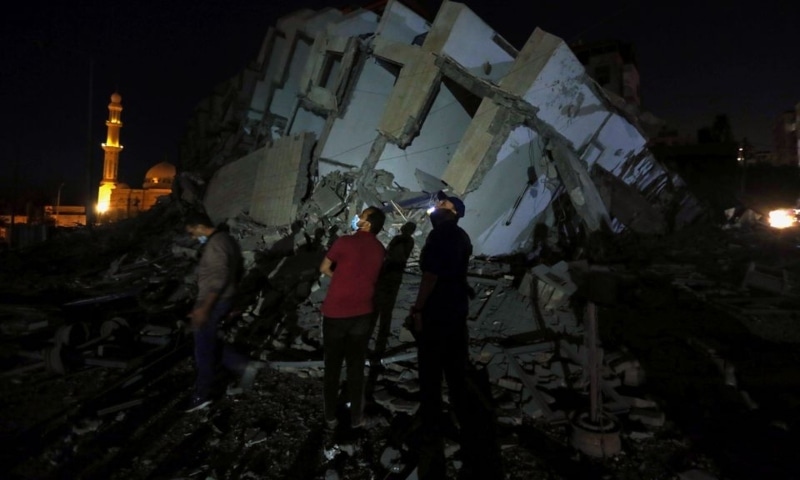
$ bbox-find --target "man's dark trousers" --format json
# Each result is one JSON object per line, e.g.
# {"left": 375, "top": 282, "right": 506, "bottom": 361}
{"left": 194, "top": 300, "right": 247, "bottom": 400}
{"left": 323, "top": 314, "right": 372, "bottom": 424}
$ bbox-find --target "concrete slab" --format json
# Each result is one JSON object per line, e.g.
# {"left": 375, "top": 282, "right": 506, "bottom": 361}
{"left": 250, "top": 133, "right": 315, "bottom": 226}
{"left": 204, "top": 148, "right": 265, "bottom": 224}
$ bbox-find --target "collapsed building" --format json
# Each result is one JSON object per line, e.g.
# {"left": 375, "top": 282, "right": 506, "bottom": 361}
{"left": 171, "top": 0, "right": 707, "bottom": 459}
{"left": 20, "top": 2, "right": 798, "bottom": 479}
{"left": 179, "top": 0, "right": 701, "bottom": 253}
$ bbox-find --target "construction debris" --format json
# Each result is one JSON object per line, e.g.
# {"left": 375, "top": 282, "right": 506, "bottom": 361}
{"left": 2, "top": 1, "right": 800, "bottom": 480}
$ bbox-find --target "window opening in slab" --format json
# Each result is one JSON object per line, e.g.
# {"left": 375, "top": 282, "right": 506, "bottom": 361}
{"left": 376, "top": 58, "right": 402, "bottom": 84}
{"left": 442, "top": 77, "right": 481, "bottom": 118}
{"left": 320, "top": 53, "right": 343, "bottom": 89}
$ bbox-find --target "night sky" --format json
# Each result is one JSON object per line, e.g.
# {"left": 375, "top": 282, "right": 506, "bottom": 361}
{"left": 2, "top": 0, "right": 797, "bottom": 206}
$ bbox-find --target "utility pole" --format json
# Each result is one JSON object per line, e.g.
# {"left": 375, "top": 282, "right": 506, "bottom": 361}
{"left": 55, "top": 182, "right": 65, "bottom": 226}
{"left": 737, "top": 141, "right": 747, "bottom": 197}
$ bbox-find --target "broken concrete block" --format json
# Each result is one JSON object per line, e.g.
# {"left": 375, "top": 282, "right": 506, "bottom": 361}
{"left": 628, "top": 407, "right": 665, "bottom": 427}
{"left": 380, "top": 446, "right": 402, "bottom": 469}
{"left": 497, "top": 376, "right": 524, "bottom": 392}
{"left": 678, "top": 469, "right": 719, "bottom": 480}
{"left": 520, "top": 395, "right": 544, "bottom": 419}
{"left": 622, "top": 362, "right": 646, "bottom": 387}
{"left": 204, "top": 149, "right": 264, "bottom": 224}
{"left": 741, "top": 262, "right": 790, "bottom": 294}
{"left": 532, "top": 261, "right": 577, "bottom": 311}
{"left": 250, "top": 132, "right": 314, "bottom": 227}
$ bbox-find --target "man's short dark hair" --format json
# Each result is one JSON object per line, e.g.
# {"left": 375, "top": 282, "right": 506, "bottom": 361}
{"left": 184, "top": 211, "right": 214, "bottom": 228}
{"left": 365, "top": 207, "right": 386, "bottom": 234}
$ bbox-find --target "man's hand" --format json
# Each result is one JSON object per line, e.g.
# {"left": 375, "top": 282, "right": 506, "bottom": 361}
{"left": 189, "top": 307, "right": 210, "bottom": 328}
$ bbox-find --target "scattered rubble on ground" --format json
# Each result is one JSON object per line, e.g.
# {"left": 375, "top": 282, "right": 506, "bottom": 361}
{"left": 2, "top": 1, "right": 800, "bottom": 479}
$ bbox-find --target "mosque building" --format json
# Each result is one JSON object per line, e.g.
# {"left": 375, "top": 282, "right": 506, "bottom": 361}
{"left": 96, "top": 92, "right": 176, "bottom": 221}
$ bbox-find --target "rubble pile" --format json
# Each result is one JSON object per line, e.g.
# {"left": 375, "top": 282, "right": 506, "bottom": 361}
{"left": 3, "top": 1, "right": 800, "bottom": 479}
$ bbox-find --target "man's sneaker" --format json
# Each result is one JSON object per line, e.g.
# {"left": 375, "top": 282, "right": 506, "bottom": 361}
{"left": 184, "top": 395, "right": 212, "bottom": 413}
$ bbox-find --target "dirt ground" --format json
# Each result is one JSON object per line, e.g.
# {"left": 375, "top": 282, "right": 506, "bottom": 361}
{"left": 1, "top": 220, "right": 799, "bottom": 479}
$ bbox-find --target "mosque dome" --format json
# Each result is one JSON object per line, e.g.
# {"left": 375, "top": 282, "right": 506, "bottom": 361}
{"left": 143, "top": 161, "right": 176, "bottom": 189}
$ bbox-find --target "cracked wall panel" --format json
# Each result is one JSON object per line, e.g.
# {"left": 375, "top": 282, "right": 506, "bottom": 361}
{"left": 591, "top": 165, "right": 667, "bottom": 235}
{"left": 460, "top": 127, "right": 556, "bottom": 256}
{"left": 273, "top": 10, "right": 317, "bottom": 81}
{"left": 377, "top": 52, "right": 442, "bottom": 146}
{"left": 300, "top": 32, "right": 333, "bottom": 96}
{"left": 592, "top": 114, "right": 649, "bottom": 182}
{"left": 375, "top": 79, "right": 473, "bottom": 190}
{"left": 248, "top": 28, "right": 277, "bottom": 123}
{"left": 550, "top": 143, "right": 611, "bottom": 232}
{"left": 300, "top": 8, "right": 345, "bottom": 36}
{"left": 372, "top": 37, "right": 420, "bottom": 65}
{"left": 270, "top": 35, "right": 314, "bottom": 121}
{"left": 289, "top": 107, "right": 326, "bottom": 137}
{"left": 509, "top": 29, "right": 611, "bottom": 152}
{"left": 318, "top": 60, "right": 397, "bottom": 176}
{"left": 204, "top": 148, "right": 265, "bottom": 224}
{"left": 374, "top": 0, "right": 430, "bottom": 44}
{"left": 435, "top": 2, "right": 517, "bottom": 82}
{"left": 332, "top": 38, "right": 363, "bottom": 104}
{"left": 251, "top": 133, "right": 315, "bottom": 226}
{"left": 327, "top": 9, "right": 379, "bottom": 38}
{"left": 299, "top": 10, "right": 377, "bottom": 98}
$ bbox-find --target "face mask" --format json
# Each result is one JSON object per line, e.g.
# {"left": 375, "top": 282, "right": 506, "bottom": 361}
{"left": 197, "top": 235, "right": 208, "bottom": 245}
{"left": 351, "top": 215, "right": 360, "bottom": 231}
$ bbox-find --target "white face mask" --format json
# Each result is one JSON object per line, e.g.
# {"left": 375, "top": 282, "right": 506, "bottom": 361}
{"left": 197, "top": 235, "right": 208, "bottom": 245}
{"left": 351, "top": 215, "right": 360, "bottom": 231}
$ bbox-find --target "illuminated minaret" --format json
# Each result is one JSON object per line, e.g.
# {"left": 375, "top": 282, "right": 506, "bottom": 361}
{"left": 97, "top": 92, "right": 124, "bottom": 214}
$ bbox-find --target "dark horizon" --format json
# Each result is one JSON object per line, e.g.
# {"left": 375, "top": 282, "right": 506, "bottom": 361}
{"left": 1, "top": 0, "right": 797, "bottom": 207}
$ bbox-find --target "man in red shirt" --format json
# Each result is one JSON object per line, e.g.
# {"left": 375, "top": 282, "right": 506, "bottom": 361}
{"left": 319, "top": 206, "right": 386, "bottom": 429}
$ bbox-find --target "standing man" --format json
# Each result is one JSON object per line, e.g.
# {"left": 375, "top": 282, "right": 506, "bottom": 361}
{"left": 370, "top": 221, "right": 416, "bottom": 361}
{"left": 319, "top": 206, "right": 386, "bottom": 429}
{"left": 411, "top": 193, "right": 471, "bottom": 424}
{"left": 184, "top": 211, "right": 259, "bottom": 412}
{"left": 411, "top": 193, "right": 498, "bottom": 479}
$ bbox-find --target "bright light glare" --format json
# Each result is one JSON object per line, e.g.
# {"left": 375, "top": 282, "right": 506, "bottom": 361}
{"left": 96, "top": 202, "right": 109, "bottom": 214}
{"left": 426, "top": 206, "right": 436, "bottom": 214}
{"left": 768, "top": 209, "right": 799, "bottom": 229}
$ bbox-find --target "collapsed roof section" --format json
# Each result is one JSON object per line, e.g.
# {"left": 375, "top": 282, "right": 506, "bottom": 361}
{"left": 180, "top": 0, "right": 703, "bottom": 257}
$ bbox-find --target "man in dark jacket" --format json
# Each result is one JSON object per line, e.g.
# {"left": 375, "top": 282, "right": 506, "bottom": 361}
{"left": 411, "top": 194, "right": 504, "bottom": 479}
{"left": 411, "top": 194, "right": 472, "bottom": 429}
{"left": 184, "top": 211, "right": 261, "bottom": 412}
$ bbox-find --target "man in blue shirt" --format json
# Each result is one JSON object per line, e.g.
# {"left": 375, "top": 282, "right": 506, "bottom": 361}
{"left": 411, "top": 194, "right": 504, "bottom": 479}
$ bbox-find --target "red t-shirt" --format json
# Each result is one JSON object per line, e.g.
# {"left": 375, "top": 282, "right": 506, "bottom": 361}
{"left": 321, "top": 231, "right": 386, "bottom": 318}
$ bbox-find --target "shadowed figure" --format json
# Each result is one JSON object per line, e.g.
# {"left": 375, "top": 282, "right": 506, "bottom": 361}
{"left": 370, "top": 222, "right": 416, "bottom": 361}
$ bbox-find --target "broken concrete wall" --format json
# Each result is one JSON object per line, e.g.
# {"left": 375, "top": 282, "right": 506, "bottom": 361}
{"left": 183, "top": 0, "right": 702, "bottom": 252}
{"left": 250, "top": 132, "right": 315, "bottom": 226}
{"left": 204, "top": 148, "right": 264, "bottom": 225}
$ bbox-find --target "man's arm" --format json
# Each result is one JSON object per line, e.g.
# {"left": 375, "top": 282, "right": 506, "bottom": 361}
{"left": 191, "top": 239, "right": 230, "bottom": 328}
{"left": 413, "top": 272, "right": 437, "bottom": 312}
{"left": 319, "top": 256, "right": 334, "bottom": 277}
{"left": 190, "top": 291, "right": 220, "bottom": 328}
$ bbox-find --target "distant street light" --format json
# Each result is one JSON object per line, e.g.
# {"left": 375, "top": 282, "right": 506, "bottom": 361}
{"left": 55, "top": 182, "right": 65, "bottom": 226}
{"left": 737, "top": 142, "right": 747, "bottom": 196}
